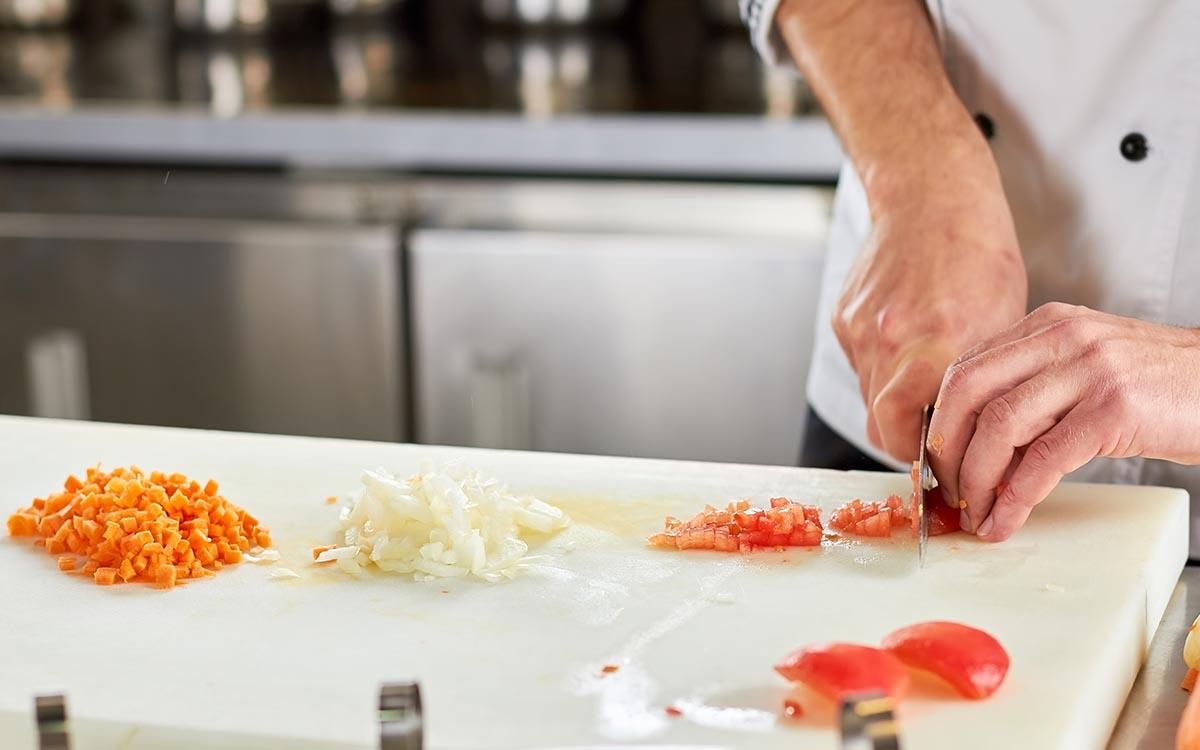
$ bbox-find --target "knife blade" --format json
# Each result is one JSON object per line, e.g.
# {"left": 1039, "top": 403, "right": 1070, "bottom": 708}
{"left": 916, "top": 404, "right": 936, "bottom": 568}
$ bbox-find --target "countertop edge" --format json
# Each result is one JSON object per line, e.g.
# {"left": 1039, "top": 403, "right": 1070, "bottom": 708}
{"left": 0, "top": 104, "right": 844, "bottom": 179}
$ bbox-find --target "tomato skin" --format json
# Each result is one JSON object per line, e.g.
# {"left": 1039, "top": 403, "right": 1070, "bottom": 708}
{"left": 926, "top": 492, "right": 961, "bottom": 536}
{"left": 881, "top": 621, "right": 1009, "bottom": 700}
{"left": 774, "top": 643, "right": 910, "bottom": 701}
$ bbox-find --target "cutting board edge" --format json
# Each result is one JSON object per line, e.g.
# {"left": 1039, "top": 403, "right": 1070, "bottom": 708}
{"left": 5, "top": 416, "right": 1198, "bottom": 501}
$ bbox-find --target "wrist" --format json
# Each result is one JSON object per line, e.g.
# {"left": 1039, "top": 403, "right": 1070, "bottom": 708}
{"left": 859, "top": 103, "right": 1002, "bottom": 221}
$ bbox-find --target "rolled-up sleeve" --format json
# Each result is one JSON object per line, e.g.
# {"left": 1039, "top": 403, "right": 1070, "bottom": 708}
{"left": 739, "top": 0, "right": 792, "bottom": 66}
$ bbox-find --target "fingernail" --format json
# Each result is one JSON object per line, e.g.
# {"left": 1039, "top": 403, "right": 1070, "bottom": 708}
{"left": 977, "top": 516, "right": 994, "bottom": 538}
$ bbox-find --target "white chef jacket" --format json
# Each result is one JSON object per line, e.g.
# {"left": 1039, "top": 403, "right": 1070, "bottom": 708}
{"left": 742, "top": 1, "right": 1200, "bottom": 550}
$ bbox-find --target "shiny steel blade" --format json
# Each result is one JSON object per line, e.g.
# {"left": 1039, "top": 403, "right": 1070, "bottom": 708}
{"left": 917, "top": 404, "right": 933, "bottom": 568}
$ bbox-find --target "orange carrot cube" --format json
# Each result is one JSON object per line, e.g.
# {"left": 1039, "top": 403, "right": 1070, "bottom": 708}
{"left": 6, "top": 512, "right": 38, "bottom": 536}
{"left": 155, "top": 564, "right": 177, "bottom": 589}
{"left": 94, "top": 567, "right": 118, "bottom": 585}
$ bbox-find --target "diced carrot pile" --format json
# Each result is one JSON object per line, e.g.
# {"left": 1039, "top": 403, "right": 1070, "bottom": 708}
{"left": 829, "top": 495, "right": 908, "bottom": 538}
{"left": 648, "top": 497, "right": 823, "bottom": 553}
{"left": 6, "top": 466, "right": 270, "bottom": 589}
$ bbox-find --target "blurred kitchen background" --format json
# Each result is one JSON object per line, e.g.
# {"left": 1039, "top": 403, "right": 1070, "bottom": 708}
{"left": 0, "top": 0, "right": 841, "bottom": 466}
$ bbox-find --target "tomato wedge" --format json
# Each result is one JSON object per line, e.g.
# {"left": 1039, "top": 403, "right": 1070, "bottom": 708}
{"left": 881, "top": 621, "right": 1009, "bottom": 700}
{"left": 649, "top": 497, "right": 823, "bottom": 552}
{"left": 774, "top": 643, "right": 910, "bottom": 701}
{"left": 829, "top": 495, "right": 907, "bottom": 537}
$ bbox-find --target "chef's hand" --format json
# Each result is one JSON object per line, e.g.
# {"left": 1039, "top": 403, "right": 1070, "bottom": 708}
{"left": 929, "top": 303, "right": 1200, "bottom": 541}
{"left": 833, "top": 153, "right": 1027, "bottom": 461}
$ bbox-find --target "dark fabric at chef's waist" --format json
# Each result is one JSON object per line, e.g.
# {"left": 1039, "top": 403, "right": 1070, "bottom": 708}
{"left": 799, "top": 407, "right": 889, "bottom": 472}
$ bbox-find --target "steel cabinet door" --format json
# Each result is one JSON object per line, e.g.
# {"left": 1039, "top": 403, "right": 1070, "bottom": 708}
{"left": 410, "top": 228, "right": 824, "bottom": 465}
{"left": 0, "top": 213, "right": 402, "bottom": 441}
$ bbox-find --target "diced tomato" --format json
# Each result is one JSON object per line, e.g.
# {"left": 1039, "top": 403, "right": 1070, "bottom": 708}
{"left": 907, "top": 462, "right": 961, "bottom": 538}
{"left": 829, "top": 495, "right": 907, "bottom": 538}
{"left": 788, "top": 523, "right": 822, "bottom": 547}
{"left": 648, "top": 498, "right": 823, "bottom": 553}
{"left": 881, "top": 621, "right": 1009, "bottom": 700}
{"left": 927, "top": 492, "right": 961, "bottom": 536}
{"left": 774, "top": 643, "right": 910, "bottom": 701}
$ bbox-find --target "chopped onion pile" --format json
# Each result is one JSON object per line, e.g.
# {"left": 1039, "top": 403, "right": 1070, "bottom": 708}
{"left": 319, "top": 464, "right": 570, "bottom": 582}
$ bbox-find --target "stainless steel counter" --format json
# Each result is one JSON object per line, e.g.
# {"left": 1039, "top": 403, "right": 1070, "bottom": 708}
{"left": 0, "top": 10, "right": 844, "bottom": 179}
{"left": 1109, "top": 564, "right": 1200, "bottom": 749}
{"left": 0, "top": 104, "right": 842, "bottom": 178}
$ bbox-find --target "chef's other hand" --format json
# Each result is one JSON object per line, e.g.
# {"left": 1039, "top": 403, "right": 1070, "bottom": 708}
{"left": 833, "top": 147, "right": 1027, "bottom": 462}
{"left": 929, "top": 303, "right": 1200, "bottom": 541}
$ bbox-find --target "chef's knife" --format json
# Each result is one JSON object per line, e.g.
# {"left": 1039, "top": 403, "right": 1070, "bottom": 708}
{"left": 916, "top": 404, "right": 937, "bottom": 568}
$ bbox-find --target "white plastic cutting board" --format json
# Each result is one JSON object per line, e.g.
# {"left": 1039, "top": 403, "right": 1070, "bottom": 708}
{"left": 0, "top": 416, "right": 1188, "bottom": 750}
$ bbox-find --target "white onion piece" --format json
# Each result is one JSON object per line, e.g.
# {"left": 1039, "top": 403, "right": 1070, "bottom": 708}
{"left": 316, "top": 463, "right": 569, "bottom": 582}
{"left": 315, "top": 546, "right": 359, "bottom": 564}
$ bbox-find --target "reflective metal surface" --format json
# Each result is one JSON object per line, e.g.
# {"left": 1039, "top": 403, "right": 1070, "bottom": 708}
{"left": 0, "top": 4, "right": 818, "bottom": 116}
{"left": 0, "top": 0, "right": 75, "bottom": 29}
{"left": 840, "top": 692, "right": 901, "bottom": 750}
{"left": 1108, "top": 565, "right": 1200, "bottom": 749}
{"left": 477, "top": 0, "right": 628, "bottom": 25}
{"left": 0, "top": 169, "right": 404, "bottom": 442}
{"left": 378, "top": 682, "right": 423, "bottom": 750}
{"left": 409, "top": 179, "right": 832, "bottom": 465}
{"left": 173, "top": 0, "right": 326, "bottom": 34}
{"left": 34, "top": 694, "right": 69, "bottom": 750}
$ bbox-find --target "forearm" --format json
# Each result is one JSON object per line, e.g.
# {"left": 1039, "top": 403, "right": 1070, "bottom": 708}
{"left": 775, "top": 0, "right": 994, "bottom": 216}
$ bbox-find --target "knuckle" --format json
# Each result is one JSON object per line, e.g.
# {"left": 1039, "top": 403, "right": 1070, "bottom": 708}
{"left": 1079, "top": 339, "right": 1120, "bottom": 374}
{"left": 1024, "top": 436, "right": 1060, "bottom": 472}
{"left": 957, "top": 467, "right": 984, "bottom": 495}
{"left": 1050, "top": 314, "right": 1095, "bottom": 344}
{"left": 874, "top": 310, "right": 905, "bottom": 354}
{"left": 871, "top": 386, "right": 906, "bottom": 423}
{"left": 941, "top": 361, "right": 972, "bottom": 397}
{"left": 978, "top": 395, "right": 1019, "bottom": 434}
{"left": 832, "top": 314, "right": 856, "bottom": 357}
{"left": 832, "top": 317, "right": 849, "bottom": 347}
{"left": 1035, "top": 301, "right": 1085, "bottom": 321}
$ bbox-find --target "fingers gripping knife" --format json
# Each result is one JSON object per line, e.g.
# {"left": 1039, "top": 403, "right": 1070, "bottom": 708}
{"left": 840, "top": 691, "right": 901, "bottom": 750}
